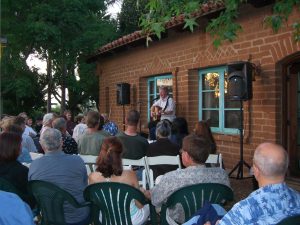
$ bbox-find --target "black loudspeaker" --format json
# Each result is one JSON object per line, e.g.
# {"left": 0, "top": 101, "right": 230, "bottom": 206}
{"left": 117, "top": 83, "right": 130, "bottom": 105}
{"left": 227, "top": 61, "right": 253, "bottom": 101}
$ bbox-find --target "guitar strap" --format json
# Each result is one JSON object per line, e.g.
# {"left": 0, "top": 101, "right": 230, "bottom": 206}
{"left": 162, "top": 96, "right": 170, "bottom": 112}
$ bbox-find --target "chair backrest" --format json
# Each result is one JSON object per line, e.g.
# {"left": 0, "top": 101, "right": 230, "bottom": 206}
{"left": 30, "top": 152, "right": 44, "bottom": 160}
{"left": 0, "top": 177, "right": 21, "bottom": 196}
{"left": 144, "top": 155, "right": 181, "bottom": 188}
{"left": 276, "top": 215, "right": 300, "bottom": 225}
{"left": 28, "top": 180, "right": 88, "bottom": 225}
{"left": 122, "top": 158, "right": 147, "bottom": 188}
{"left": 84, "top": 182, "right": 150, "bottom": 225}
{"left": 79, "top": 154, "right": 98, "bottom": 175}
{"left": 160, "top": 183, "right": 233, "bottom": 225}
{"left": 205, "top": 153, "right": 223, "bottom": 168}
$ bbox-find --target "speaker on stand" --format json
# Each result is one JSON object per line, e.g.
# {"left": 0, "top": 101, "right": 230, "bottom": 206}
{"left": 117, "top": 83, "right": 130, "bottom": 131}
{"left": 227, "top": 61, "right": 253, "bottom": 179}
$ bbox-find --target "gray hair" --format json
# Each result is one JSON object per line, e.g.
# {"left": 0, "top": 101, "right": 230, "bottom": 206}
{"left": 156, "top": 120, "right": 171, "bottom": 138}
{"left": 253, "top": 143, "right": 289, "bottom": 178}
{"left": 40, "top": 128, "right": 62, "bottom": 152}
{"left": 52, "top": 117, "right": 67, "bottom": 132}
{"left": 43, "top": 113, "right": 54, "bottom": 126}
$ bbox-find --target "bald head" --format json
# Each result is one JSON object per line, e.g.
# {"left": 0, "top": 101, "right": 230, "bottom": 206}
{"left": 253, "top": 143, "right": 288, "bottom": 179}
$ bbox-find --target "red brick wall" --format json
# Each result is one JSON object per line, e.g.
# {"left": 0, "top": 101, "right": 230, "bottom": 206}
{"left": 95, "top": 4, "right": 300, "bottom": 171}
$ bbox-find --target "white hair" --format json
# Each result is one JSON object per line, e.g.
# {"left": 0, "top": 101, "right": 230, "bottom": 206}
{"left": 40, "top": 128, "right": 61, "bottom": 152}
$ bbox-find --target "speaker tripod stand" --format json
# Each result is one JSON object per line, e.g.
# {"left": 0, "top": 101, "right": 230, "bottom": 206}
{"left": 228, "top": 100, "right": 251, "bottom": 179}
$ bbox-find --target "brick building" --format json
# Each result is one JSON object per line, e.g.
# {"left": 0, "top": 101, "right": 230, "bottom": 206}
{"left": 88, "top": 2, "right": 300, "bottom": 177}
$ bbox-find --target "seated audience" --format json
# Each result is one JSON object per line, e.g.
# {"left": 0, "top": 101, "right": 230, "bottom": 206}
{"left": 194, "top": 120, "right": 216, "bottom": 154}
{"left": 117, "top": 110, "right": 149, "bottom": 159}
{"left": 89, "top": 137, "right": 150, "bottom": 225}
{"left": 78, "top": 111, "right": 109, "bottom": 155}
{"left": 169, "top": 117, "right": 189, "bottom": 148}
{"left": 215, "top": 143, "right": 300, "bottom": 225}
{"left": 146, "top": 120, "right": 180, "bottom": 179}
{"left": 151, "top": 134, "right": 230, "bottom": 223}
{"left": 0, "top": 191, "right": 34, "bottom": 225}
{"left": 64, "top": 110, "right": 76, "bottom": 136}
{"left": 102, "top": 113, "right": 118, "bottom": 136}
{"left": 19, "top": 112, "right": 37, "bottom": 137}
{"left": 52, "top": 117, "right": 78, "bottom": 154}
{"left": 28, "top": 128, "right": 89, "bottom": 225}
{"left": 0, "top": 132, "right": 35, "bottom": 208}
{"left": 72, "top": 114, "right": 87, "bottom": 143}
{"left": 40, "top": 113, "right": 54, "bottom": 137}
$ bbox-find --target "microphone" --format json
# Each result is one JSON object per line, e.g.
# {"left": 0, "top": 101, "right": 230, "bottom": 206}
{"left": 152, "top": 96, "right": 159, "bottom": 102}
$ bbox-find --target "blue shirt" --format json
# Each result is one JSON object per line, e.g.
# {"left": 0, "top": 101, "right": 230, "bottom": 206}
{"left": 28, "top": 151, "right": 89, "bottom": 224}
{"left": 0, "top": 191, "right": 34, "bottom": 225}
{"left": 103, "top": 121, "right": 118, "bottom": 136}
{"left": 219, "top": 183, "right": 300, "bottom": 225}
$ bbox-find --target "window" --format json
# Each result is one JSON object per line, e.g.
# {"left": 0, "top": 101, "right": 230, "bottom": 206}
{"left": 147, "top": 75, "right": 173, "bottom": 121}
{"left": 199, "top": 67, "right": 240, "bottom": 134}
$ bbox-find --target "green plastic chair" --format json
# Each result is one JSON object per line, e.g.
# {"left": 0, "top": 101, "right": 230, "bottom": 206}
{"left": 28, "top": 180, "right": 90, "bottom": 225}
{"left": 160, "top": 183, "right": 234, "bottom": 225}
{"left": 0, "top": 177, "right": 21, "bottom": 195}
{"left": 276, "top": 214, "right": 300, "bottom": 225}
{"left": 84, "top": 182, "right": 157, "bottom": 225}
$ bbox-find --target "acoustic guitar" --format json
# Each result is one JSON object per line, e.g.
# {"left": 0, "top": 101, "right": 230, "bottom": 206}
{"left": 151, "top": 106, "right": 162, "bottom": 121}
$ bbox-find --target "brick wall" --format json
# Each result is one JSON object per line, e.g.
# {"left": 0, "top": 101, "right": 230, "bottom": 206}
{"left": 95, "top": 4, "right": 300, "bottom": 171}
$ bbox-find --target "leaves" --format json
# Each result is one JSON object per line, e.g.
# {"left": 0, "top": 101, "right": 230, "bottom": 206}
{"left": 183, "top": 18, "right": 198, "bottom": 32}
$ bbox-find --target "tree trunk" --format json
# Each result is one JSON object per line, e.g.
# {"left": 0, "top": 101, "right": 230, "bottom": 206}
{"left": 60, "top": 56, "right": 66, "bottom": 114}
{"left": 47, "top": 55, "right": 52, "bottom": 113}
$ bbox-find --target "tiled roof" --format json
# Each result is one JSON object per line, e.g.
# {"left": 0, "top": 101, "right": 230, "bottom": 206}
{"left": 89, "top": 1, "right": 225, "bottom": 61}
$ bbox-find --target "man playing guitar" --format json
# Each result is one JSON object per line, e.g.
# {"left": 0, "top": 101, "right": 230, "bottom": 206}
{"left": 151, "top": 86, "right": 176, "bottom": 123}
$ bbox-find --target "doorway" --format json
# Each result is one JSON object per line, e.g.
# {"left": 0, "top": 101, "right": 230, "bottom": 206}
{"left": 284, "top": 55, "right": 300, "bottom": 177}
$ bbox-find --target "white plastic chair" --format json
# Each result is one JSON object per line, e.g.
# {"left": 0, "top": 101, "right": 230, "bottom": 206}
{"left": 79, "top": 154, "right": 98, "bottom": 175}
{"left": 205, "top": 153, "right": 223, "bottom": 168}
{"left": 29, "top": 152, "right": 43, "bottom": 160}
{"left": 144, "top": 155, "right": 182, "bottom": 189}
{"left": 122, "top": 158, "right": 147, "bottom": 189}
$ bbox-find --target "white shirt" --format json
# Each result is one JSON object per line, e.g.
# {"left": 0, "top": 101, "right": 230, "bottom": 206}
{"left": 24, "top": 125, "right": 37, "bottom": 137}
{"left": 72, "top": 123, "right": 87, "bottom": 143}
{"left": 152, "top": 96, "right": 176, "bottom": 122}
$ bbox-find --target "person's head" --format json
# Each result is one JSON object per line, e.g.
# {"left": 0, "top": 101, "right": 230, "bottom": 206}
{"left": 194, "top": 120, "right": 216, "bottom": 153}
{"left": 0, "top": 117, "right": 14, "bottom": 132}
{"left": 96, "top": 137, "right": 123, "bottom": 178}
{"left": 159, "top": 86, "right": 168, "bottom": 98}
{"left": 181, "top": 134, "right": 211, "bottom": 167}
{"left": 86, "top": 111, "right": 100, "bottom": 129}
{"left": 13, "top": 116, "right": 26, "bottom": 132}
{"left": 18, "top": 112, "right": 28, "bottom": 123}
{"left": 253, "top": 142, "right": 288, "bottom": 186}
{"left": 126, "top": 110, "right": 140, "bottom": 126}
{"left": 75, "top": 114, "right": 85, "bottom": 124}
{"left": 98, "top": 115, "right": 105, "bottom": 131}
{"left": 156, "top": 120, "right": 171, "bottom": 139}
{"left": 40, "top": 128, "right": 62, "bottom": 152}
{"left": 43, "top": 113, "right": 54, "bottom": 127}
{"left": 171, "top": 117, "right": 189, "bottom": 135}
{"left": 52, "top": 117, "right": 67, "bottom": 134}
{"left": 27, "top": 117, "right": 33, "bottom": 127}
{"left": 64, "top": 110, "right": 72, "bottom": 121}
{"left": 0, "top": 132, "right": 22, "bottom": 163}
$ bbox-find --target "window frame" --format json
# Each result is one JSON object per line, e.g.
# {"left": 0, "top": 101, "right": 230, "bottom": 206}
{"left": 147, "top": 74, "right": 173, "bottom": 121}
{"left": 198, "top": 66, "right": 240, "bottom": 135}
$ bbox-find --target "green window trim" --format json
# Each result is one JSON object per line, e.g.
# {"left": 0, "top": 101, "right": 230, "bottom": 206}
{"left": 199, "top": 67, "right": 240, "bottom": 135}
{"left": 147, "top": 74, "right": 173, "bottom": 121}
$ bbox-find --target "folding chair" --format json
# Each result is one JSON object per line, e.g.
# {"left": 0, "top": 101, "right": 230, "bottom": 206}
{"left": 79, "top": 154, "right": 98, "bottom": 175}
{"left": 144, "top": 155, "right": 182, "bottom": 189}
{"left": 205, "top": 153, "right": 223, "bottom": 168}
{"left": 122, "top": 157, "right": 147, "bottom": 189}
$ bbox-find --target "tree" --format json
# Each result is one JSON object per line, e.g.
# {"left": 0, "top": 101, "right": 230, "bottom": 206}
{"left": 118, "top": 0, "right": 148, "bottom": 36}
{"left": 1, "top": 0, "right": 119, "bottom": 115}
{"left": 139, "top": 0, "right": 300, "bottom": 47}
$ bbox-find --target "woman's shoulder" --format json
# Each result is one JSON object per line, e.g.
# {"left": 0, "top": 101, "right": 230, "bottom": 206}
{"left": 89, "top": 171, "right": 104, "bottom": 183}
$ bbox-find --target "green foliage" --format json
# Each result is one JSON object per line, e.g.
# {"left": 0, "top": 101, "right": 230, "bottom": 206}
{"left": 1, "top": 0, "right": 118, "bottom": 115}
{"left": 118, "top": 0, "right": 148, "bottom": 35}
{"left": 139, "top": 0, "right": 300, "bottom": 47}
